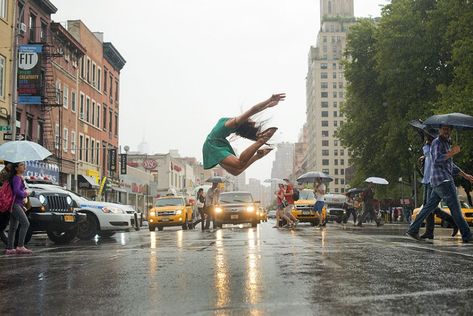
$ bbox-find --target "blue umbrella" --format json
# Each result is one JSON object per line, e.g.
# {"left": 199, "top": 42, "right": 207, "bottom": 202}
{"left": 0, "top": 141, "right": 52, "bottom": 163}
{"left": 424, "top": 113, "right": 473, "bottom": 130}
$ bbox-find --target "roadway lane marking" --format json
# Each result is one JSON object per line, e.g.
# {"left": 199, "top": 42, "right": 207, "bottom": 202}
{"left": 346, "top": 287, "right": 473, "bottom": 303}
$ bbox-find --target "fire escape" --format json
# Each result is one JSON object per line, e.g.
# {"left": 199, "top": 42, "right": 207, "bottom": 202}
{"left": 40, "top": 27, "right": 63, "bottom": 166}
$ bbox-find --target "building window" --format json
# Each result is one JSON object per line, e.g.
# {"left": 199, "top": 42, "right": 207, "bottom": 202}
{"left": 322, "top": 131, "right": 329, "bottom": 137}
{"left": 55, "top": 80, "right": 61, "bottom": 104}
{"left": 321, "top": 72, "right": 328, "bottom": 79}
{"left": 86, "top": 97, "right": 90, "bottom": 122}
{"left": 109, "top": 109, "right": 113, "bottom": 131}
{"left": 339, "top": 91, "right": 344, "bottom": 98}
{"left": 54, "top": 124, "right": 60, "bottom": 149}
{"left": 334, "top": 159, "right": 339, "bottom": 166}
{"left": 341, "top": 179, "right": 345, "bottom": 185}
{"left": 97, "top": 104, "right": 101, "bottom": 128}
{"left": 341, "top": 159, "right": 345, "bottom": 165}
{"left": 322, "top": 140, "right": 329, "bottom": 146}
{"left": 334, "top": 121, "right": 338, "bottom": 127}
{"left": 341, "top": 149, "right": 345, "bottom": 156}
{"left": 321, "top": 101, "right": 328, "bottom": 108}
{"left": 79, "top": 135, "right": 84, "bottom": 160}
{"left": 115, "top": 81, "right": 119, "bottom": 101}
{"left": 0, "top": 0, "right": 7, "bottom": 20}
{"left": 321, "top": 111, "right": 328, "bottom": 117}
{"left": 334, "top": 169, "right": 339, "bottom": 175}
{"left": 103, "top": 106, "right": 107, "bottom": 130}
{"left": 334, "top": 149, "right": 338, "bottom": 156}
{"left": 91, "top": 139, "right": 94, "bottom": 163}
{"left": 321, "top": 63, "right": 327, "bottom": 69}
{"left": 80, "top": 57, "right": 85, "bottom": 78}
{"left": 334, "top": 140, "right": 339, "bottom": 146}
{"left": 321, "top": 121, "right": 328, "bottom": 127}
{"left": 97, "top": 68, "right": 102, "bottom": 91}
{"left": 79, "top": 93, "right": 85, "bottom": 120}
{"left": 29, "top": 14, "right": 37, "bottom": 42}
{"left": 322, "top": 150, "right": 329, "bottom": 156}
{"left": 0, "top": 55, "right": 5, "bottom": 98}
{"left": 96, "top": 141, "right": 100, "bottom": 164}
{"left": 333, "top": 101, "right": 338, "bottom": 108}
{"left": 335, "top": 179, "right": 339, "bottom": 185}
{"left": 92, "top": 100, "right": 96, "bottom": 126}
{"left": 341, "top": 169, "right": 345, "bottom": 175}
{"left": 26, "top": 116, "right": 33, "bottom": 141}
{"left": 103, "top": 69, "right": 108, "bottom": 92}
{"left": 85, "top": 138, "right": 90, "bottom": 162}
{"left": 86, "top": 58, "right": 91, "bottom": 83}
{"left": 63, "top": 85, "right": 68, "bottom": 109}
{"left": 321, "top": 82, "right": 328, "bottom": 89}
{"left": 114, "top": 113, "right": 118, "bottom": 136}
{"left": 322, "top": 159, "right": 329, "bottom": 166}
{"left": 333, "top": 72, "right": 337, "bottom": 79}
{"left": 109, "top": 75, "right": 113, "bottom": 99}
{"left": 71, "top": 90, "right": 76, "bottom": 112}
{"left": 63, "top": 128, "right": 68, "bottom": 152}
{"left": 71, "top": 131, "right": 76, "bottom": 154}
{"left": 92, "top": 63, "right": 96, "bottom": 87}
{"left": 333, "top": 111, "right": 338, "bottom": 117}
{"left": 37, "top": 122, "right": 44, "bottom": 145}
{"left": 333, "top": 91, "right": 337, "bottom": 98}
{"left": 40, "top": 20, "right": 47, "bottom": 42}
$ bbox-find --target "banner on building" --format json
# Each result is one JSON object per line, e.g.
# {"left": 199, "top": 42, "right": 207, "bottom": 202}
{"left": 25, "top": 161, "right": 59, "bottom": 184}
{"left": 109, "top": 149, "right": 117, "bottom": 172}
{"left": 17, "top": 45, "right": 43, "bottom": 105}
{"left": 120, "top": 154, "right": 127, "bottom": 175}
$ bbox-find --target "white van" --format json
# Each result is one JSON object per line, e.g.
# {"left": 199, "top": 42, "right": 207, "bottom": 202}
{"left": 324, "top": 193, "right": 347, "bottom": 223}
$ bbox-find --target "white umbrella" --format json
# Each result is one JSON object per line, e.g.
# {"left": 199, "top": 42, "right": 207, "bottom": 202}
{"left": 264, "top": 178, "right": 286, "bottom": 185}
{"left": 297, "top": 171, "right": 333, "bottom": 183}
{"left": 0, "top": 141, "right": 52, "bottom": 163}
{"left": 365, "top": 177, "right": 389, "bottom": 185}
{"left": 205, "top": 176, "right": 227, "bottom": 183}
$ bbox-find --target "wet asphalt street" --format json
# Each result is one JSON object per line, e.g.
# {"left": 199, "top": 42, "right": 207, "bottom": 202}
{"left": 1, "top": 221, "right": 473, "bottom": 316}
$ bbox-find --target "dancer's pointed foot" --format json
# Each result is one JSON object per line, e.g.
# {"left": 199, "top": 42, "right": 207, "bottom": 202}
{"left": 257, "top": 127, "right": 278, "bottom": 142}
{"left": 256, "top": 147, "right": 273, "bottom": 158}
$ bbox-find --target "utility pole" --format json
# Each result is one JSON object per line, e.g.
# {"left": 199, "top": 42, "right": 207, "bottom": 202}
{"left": 10, "top": 1, "right": 24, "bottom": 140}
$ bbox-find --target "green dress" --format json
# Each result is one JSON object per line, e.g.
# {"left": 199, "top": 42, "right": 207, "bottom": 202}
{"left": 203, "top": 118, "right": 237, "bottom": 169}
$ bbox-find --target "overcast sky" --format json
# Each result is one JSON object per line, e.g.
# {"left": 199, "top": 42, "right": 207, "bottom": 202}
{"left": 52, "top": 0, "right": 386, "bottom": 183}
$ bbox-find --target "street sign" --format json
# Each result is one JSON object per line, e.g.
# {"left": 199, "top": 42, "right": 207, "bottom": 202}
{"left": 120, "top": 154, "right": 127, "bottom": 175}
{"left": 3, "top": 133, "right": 25, "bottom": 141}
{"left": 109, "top": 149, "right": 117, "bottom": 172}
{"left": 0, "top": 126, "right": 11, "bottom": 131}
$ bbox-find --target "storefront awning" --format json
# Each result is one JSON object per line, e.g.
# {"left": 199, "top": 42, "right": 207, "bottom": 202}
{"left": 78, "top": 175, "right": 99, "bottom": 189}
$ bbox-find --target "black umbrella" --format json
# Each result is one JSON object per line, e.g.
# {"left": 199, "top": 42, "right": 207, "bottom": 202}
{"left": 346, "top": 188, "right": 364, "bottom": 195}
{"left": 409, "top": 119, "right": 438, "bottom": 138}
{"left": 424, "top": 113, "right": 473, "bottom": 130}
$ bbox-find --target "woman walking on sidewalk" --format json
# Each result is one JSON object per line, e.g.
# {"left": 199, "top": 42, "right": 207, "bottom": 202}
{"left": 202, "top": 94, "right": 285, "bottom": 176}
{"left": 5, "top": 162, "right": 32, "bottom": 255}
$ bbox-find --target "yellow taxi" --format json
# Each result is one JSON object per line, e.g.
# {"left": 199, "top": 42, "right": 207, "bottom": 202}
{"left": 291, "top": 189, "right": 327, "bottom": 226}
{"left": 148, "top": 196, "right": 193, "bottom": 231}
{"left": 412, "top": 200, "right": 473, "bottom": 227}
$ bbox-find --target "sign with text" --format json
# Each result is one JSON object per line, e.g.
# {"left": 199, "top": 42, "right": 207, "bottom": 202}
{"left": 25, "top": 161, "right": 59, "bottom": 184}
{"left": 17, "top": 45, "right": 43, "bottom": 105}
{"left": 120, "top": 154, "right": 127, "bottom": 175}
{"left": 109, "top": 149, "right": 117, "bottom": 172}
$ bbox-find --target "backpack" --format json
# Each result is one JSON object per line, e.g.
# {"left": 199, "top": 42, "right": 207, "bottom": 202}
{"left": 0, "top": 181, "right": 14, "bottom": 213}
{"left": 292, "top": 188, "right": 300, "bottom": 201}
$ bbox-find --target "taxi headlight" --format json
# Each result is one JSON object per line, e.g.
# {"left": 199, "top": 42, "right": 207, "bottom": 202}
{"left": 149, "top": 211, "right": 156, "bottom": 217}
{"left": 38, "top": 194, "right": 47, "bottom": 205}
{"left": 176, "top": 210, "right": 182, "bottom": 215}
{"left": 246, "top": 206, "right": 255, "bottom": 213}
{"left": 215, "top": 207, "right": 223, "bottom": 214}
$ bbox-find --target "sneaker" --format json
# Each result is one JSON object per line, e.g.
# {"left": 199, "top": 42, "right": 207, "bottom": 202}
{"left": 452, "top": 226, "right": 459, "bottom": 237}
{"left": 405, "top": 231, "right": 420, "bottom": 241}
{"left": 5, "top": 249, "right": 16, "bottom": 256}
{"left": 15, "top": 247, "right": 33, "bottom": 255}
{"left": 462, "top": 235, "right": 473, "bottom": 243}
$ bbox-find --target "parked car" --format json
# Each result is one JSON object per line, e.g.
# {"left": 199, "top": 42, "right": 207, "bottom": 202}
{"left": 147, "top": 196, "right": 193, "bottom": 231}
{"left": 214, "top": 191, "right": 259, "bottom": 228}
{"left": 324, "top": 193, "right": 347, "bottom": 223}
{"left": 412, "top": 200, "right": 473, "bottom": 227}
{"left": 24, "top": 181, "right": 86, "bottom": 244}
{"left": 291, "top": 189, "right": 327, "bottom": 226}
{"left": 27, "top": 183, "right": 140, "bottom": 240}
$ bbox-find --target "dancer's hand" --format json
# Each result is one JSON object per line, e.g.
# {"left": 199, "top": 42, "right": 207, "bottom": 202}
{"left": 265, "top": 93, "right": 286, "bottom": 108}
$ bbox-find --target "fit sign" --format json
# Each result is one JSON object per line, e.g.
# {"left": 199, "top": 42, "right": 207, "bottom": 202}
{"left": 17, "top": 45, "right": 43, "bottom": 105}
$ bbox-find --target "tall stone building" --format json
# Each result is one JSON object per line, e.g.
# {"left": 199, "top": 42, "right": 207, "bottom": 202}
{"left": 305, "top": 0, "right": 355, "bottom": 193}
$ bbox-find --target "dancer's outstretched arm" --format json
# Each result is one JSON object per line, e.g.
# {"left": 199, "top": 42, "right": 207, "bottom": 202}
{"left": 225, "top": 93, "right": 286, "bottom": 129}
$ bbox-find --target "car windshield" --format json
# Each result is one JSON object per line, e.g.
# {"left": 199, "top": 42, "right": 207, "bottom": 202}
{"left": 299, "top": 190, "right": 315, "bottom": 200}
{"left": 156, "top": 198, "right": 185, "bottom": 207}
{"left": 220, "top": 193, "right": 253, "bottom": 204}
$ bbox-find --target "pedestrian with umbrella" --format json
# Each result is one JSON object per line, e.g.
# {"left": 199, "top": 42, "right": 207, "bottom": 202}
{"left": 409, "top": 122, "right": 458, "bottom": 239}
{"left": 407, "top": 116, "right": 473, "bottom": 242}
{"left": 297, "top": 172, "right": 333, "bottom": 227}
{"left": 0, "top": 161, "right": 13, "bottom": 245}
{"left": 356, "top": 178, "right": 387, "bottom": 227}
{"left": 344, "top": 189, "right": 361, "bottom": 225}
{"left": 204, "top": 177, "right": 224, "bottom": 230}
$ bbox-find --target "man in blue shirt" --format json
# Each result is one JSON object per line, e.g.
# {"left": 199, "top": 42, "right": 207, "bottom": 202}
{"left": 407, "top": 125, "right": 473, "bottom": 243}
{"left": 419, "top": 132, "right": 458, "bottom": 239}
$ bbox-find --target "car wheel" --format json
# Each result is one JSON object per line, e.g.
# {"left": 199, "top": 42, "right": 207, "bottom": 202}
{"left": 157, "top": 226, "right": 164, "bottom": 231}
{"left": 46, "top": 227, "right": 78, "bottom": 244}
{"left": 98, "top": 231, "right": 116, "bottom": 238}
{"left": 77, "top": 214, "right": 99, "bottom": 240}
{"left": 182, "top": 216, "right": 188, "bottom": 230}
{"left": 149, "top": 225, "right": 156, "bottom": 232}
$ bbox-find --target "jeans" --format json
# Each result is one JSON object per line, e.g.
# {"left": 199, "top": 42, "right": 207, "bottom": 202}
{"left": 358, "top": 203, "right": 380, "bottom": 225}
{"left": 7, "top": 203, "right": 30, "bottom": 249}
{"left": 344, "top": 208, "right": 357, "bottom": 223}
{"left": 193, "top": 208, "right": 206, "bottom": 230}
{"left": 314, "top": 201, "right": 324, "bottom": 215}
{"left": 408, "top": 181, "right": 471, "bottom": 240}
{"left": 204, "top": 206, "right": 215, "bottom": 229}
{"left": 422, "top": 183, "right": 456, "bottom": 236}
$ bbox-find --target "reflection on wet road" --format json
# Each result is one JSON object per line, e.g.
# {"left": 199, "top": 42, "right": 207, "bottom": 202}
{"left": 1, "top": 222, "right": 473, "bottom": 315}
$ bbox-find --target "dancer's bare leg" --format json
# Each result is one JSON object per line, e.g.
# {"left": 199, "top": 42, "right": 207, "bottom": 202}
{"left": 220, "top": 148, "right": 272, "bottom": 176}
{"left": 239, "top": 127, "right": 277, "bottom": 165}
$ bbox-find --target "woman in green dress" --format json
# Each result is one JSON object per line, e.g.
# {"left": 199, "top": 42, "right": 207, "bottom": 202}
{"left": 203, "top": 93, "right": 285, "bottom": 176}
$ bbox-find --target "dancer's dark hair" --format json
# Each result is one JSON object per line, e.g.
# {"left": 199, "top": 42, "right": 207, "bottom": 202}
{"left": 234, "top": 121, "right": 261, "bottom": 141}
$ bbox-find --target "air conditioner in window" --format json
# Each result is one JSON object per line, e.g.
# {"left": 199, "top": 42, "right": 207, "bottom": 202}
{"left": 19, "top": 23, "right": 27, "bottom": 34}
